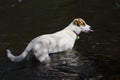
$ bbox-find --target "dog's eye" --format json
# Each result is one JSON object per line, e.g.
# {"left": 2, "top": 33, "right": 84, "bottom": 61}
{"left": 74, "top": 20, "right": 85, "bottom": 26}
{"left": 81, "top": 22, "right": 85, "bottom": 26}
{"left": 73, "top": 18, "right": 86, "bottom": 27}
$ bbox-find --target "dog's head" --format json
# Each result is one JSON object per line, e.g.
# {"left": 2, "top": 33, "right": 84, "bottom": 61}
{"left": 73, "top": 18, "right": 94, "bottom": 33}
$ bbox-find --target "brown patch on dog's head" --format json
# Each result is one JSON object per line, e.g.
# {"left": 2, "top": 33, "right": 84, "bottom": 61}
{"left": 74, "top": 18, "right": 86, "bottom": 26}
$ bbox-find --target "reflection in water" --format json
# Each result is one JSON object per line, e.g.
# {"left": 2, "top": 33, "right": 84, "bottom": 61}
{"left": 0, "top": 0, "right": 120, "bottom": 80}
{"left": 0, "top": 50, "right": 100, "bottom": 80}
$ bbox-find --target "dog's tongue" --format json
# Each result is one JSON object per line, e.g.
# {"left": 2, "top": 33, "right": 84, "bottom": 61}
{"left": 90, "top": 29, "right": 94, "bottom": 32}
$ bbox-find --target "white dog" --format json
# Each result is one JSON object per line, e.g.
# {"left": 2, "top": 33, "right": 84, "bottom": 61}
{"left": 7, "top": 18, "right": 94, "bottom": 64}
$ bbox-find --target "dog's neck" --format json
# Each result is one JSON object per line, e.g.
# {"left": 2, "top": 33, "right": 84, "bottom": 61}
{"left": 65, "top": 23, "right": 81, "bottom": 36}
{"left": 72, "top": 30, "right": 79, "bottom": 36}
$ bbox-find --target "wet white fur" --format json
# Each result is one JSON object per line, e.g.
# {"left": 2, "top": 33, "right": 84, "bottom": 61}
{"left": 7, "top": 18, "right": 92, "bottom": 64}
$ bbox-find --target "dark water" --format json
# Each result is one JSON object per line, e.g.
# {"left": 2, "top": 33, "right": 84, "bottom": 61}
{"left": 0, "top": 0, "right": 120, "bottom": 80}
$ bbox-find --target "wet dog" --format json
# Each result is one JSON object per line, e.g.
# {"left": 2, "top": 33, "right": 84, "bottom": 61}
{"left": 7, "top": 18, "right": 94, "bottom": 64}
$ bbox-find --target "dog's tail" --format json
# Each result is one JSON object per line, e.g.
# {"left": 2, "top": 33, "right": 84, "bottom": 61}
{"left": 7, "top": 43, "right": 32, "bottom": 62}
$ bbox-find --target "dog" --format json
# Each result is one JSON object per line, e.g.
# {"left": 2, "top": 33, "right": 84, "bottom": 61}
{"left": 7, "top": 18, "right": 94, "bottom": 64}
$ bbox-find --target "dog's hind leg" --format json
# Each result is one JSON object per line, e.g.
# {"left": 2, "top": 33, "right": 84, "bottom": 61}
{"left": 42, "top": 54, "right": 51, "bottom": 67}
{"left": 43, "top": 54, "right": 51, "bottom": 64}
{"left": 35, "top": 52, "right": 51, "bottom": 67}
{"left": 34, "top": 51, "right": 51, "bottom": 64}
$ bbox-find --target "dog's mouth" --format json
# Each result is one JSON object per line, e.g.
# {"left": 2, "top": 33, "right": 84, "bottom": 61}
{"left": 89, "top": 29, "right": 94, "bottom": 32}
{"left": 84, "top": 29, "right": 94, "bottom": 33}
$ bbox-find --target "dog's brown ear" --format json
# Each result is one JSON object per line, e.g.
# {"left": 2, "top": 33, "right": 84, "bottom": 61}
{"left": 75, "top": 18, "right": 85, "bottom": 26}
